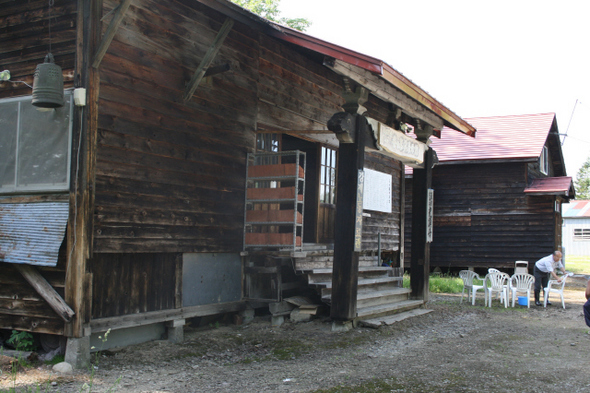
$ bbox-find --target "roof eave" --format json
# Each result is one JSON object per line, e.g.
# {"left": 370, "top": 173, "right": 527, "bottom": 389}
{"left": 380, "top": 65, "right": 475, "bottom": 137}
{"left": 197, "top": 0, "right": 475, "bottom": 137}
{"left": 266, "top": 25, "right": 476, "bottom": 137}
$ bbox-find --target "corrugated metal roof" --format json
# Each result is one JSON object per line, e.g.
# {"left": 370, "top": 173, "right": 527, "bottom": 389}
{"left": 429, "top": 113, "right": 556, "bottom": 163}
{"left": 0, "top": 202, "right": 69, "bottom": 267}
{"left": 523, "top": 177, "right": 574, "bottom": 196}
{"left": 563, "top": 200, "right": 590, "bottom": 218}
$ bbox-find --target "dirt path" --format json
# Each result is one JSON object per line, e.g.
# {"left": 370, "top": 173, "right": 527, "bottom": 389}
{"left": 3, "top": 278, "right": 590, "bottom": 393}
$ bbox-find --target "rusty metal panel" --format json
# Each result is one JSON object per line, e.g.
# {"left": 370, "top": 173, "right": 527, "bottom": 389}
{"left": 0, "top": 202, "right": 69, "bottom": 267}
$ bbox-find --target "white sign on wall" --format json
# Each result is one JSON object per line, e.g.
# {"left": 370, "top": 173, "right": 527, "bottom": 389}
{"left": 362, "top": 168, "right": 392, "bottom": 213}
{"left": 426, "top": 188, "right": 434, "bottom": 243}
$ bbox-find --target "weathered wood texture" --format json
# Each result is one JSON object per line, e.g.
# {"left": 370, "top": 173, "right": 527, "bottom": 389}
{"left": 14, "top": 264, "right": 75, "bottom": 322}
{"left": 0, "top": 0, "right": 77, "bottom": 99}
{"left": 89, "top": 253, "right": 180, "bottom": 319}
{"left": 0, "top": 262, "right": 66, "bottom": 334}
{"left": 94, "top": 0, "right": 260, "bottom": 253}
{"left": 362, "top": 152, "right": 403, "bottom": 253}
{"left": 257, "top": 34, "right": 343, "bottom": 132}
{"left": 405, "top": 162, "right": 559, "bottom": 270}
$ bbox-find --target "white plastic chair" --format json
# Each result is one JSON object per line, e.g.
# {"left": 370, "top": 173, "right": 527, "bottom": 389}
{"left": 543, "top": 273, "right": 573, "bottom": 309}
{"left": 459, "top": 270, "right": 485, "bottom": 305}
{"left": 514, "top": 261, "right": 528, "bottom": 275}
{"left": 509, "top": 273, "right": 535, "bottom": 308}
{"left": 484, "top": 271, "right": 509, "bottom": 308}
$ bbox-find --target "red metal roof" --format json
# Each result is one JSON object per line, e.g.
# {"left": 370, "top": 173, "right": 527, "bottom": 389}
{"left": 524, "top": 177, "right": 574, "bottom": 197}
{"left": 429, "top": 113, "right": 556, "bottom": 163}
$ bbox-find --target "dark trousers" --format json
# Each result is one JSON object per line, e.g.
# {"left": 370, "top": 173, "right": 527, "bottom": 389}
{"left": 533, "top": 266, "right": 550, "bottom": 294}
{"left": 584, "top": 300, "right": 590, "bottom": 327}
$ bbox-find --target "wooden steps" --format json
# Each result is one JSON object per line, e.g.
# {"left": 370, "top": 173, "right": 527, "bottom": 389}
{"left": 294, "top": 253, "right": 425, "bottom": 326}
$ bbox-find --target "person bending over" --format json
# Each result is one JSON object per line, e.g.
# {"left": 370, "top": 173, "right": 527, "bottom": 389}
{"left": 533, "top": 251, "right": 566, "bottom": 306}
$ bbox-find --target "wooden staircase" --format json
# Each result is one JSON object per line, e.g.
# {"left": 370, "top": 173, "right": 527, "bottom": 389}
{"left": 293, "top": 249, "right": 427, "bottom": 327}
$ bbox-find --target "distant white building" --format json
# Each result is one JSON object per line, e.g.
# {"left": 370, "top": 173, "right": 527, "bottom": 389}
{"left": 562, "top": 200, "right": 590, "bottom": 257}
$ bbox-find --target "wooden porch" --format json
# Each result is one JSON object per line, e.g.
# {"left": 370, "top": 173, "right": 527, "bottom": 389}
{"left": 243, "top": 244, "right": 426, "bottom": 328}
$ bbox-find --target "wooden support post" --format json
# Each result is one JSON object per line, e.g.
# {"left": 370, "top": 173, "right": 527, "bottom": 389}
{"left": 410, "top": 147, "right": 435, "bottom": 301}
{"left": 65, "top": 0, "right": 101, "bottom": 338}
{"left": 15, "top": 265, "right": 75, "bottom": 322}
{"left": 330, "top": 114, "right": 367, "bottom": 321}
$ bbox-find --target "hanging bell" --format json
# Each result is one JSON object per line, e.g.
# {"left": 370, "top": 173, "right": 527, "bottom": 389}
{"left": 32, "top": 53, "right": 64, "bottom": 108}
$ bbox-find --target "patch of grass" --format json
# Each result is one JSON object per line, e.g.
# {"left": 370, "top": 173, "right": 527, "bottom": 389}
{"left": 403, "top": 273, "right": 464, "bottom": 293}
{"left": 270, "top": 339, "right": 311, "bottom": 360}
{"left": 43, "top": 354, "right": 64, "bottom": 366}
{"left": 565, "top": 255, "right": 590, "bottom": 274}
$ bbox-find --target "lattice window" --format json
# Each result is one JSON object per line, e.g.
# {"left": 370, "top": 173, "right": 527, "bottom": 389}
{"left": 320, "top": 146, "right": 336, "bottom": 204}
{"left": 573, "top": 228, "right": 590, "bottom": 241}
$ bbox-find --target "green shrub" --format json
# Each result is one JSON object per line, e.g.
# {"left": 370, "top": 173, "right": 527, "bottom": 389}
{"left": 7, "top": 330, "right": 36, "bottom": 352}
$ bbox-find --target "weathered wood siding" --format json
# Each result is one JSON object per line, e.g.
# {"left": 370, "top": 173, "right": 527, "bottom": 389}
{"left": 405, "top": 162, "right": 557, "bottom": 270}
{"left": 94, "top": 0, "right": 259, "bottom": 253}
{"left": 0, "top": 252, "right": 67, "bottom": 334}
{"left": 0, "top": 0, "right": 77, "bottom": 334}
{"left": 0, "top": 0, "right": 77, "bottom": 100}
{"left": 256, "top": 34, "right": 343, "bottom": 131}
{"left": 90, "top": 253, "right": 181, "bottom": 319}
{"left": 363, "top": 152, "right": 403, "bottom": 252}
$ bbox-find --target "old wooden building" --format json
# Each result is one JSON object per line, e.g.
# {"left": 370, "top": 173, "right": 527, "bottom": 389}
{"left": 405, "top": 113, "right": 574, "bottom": 272}
{"left": 0, "top": 0, "right": 474, "bottom": 364}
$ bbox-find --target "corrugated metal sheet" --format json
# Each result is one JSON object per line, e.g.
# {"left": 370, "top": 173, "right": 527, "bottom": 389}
{"left": 0, "top": 202, "right": 69, "bottom": 267}
{"left": 563, "top": 200, "right": 590, "bottom": 218}
{"left": 524, "top": 177, "right": 574, "bottom": 196}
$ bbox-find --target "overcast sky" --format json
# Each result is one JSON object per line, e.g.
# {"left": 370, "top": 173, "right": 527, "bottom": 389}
{"left": 280, "top": 0, "right": 590, "bottom": 181}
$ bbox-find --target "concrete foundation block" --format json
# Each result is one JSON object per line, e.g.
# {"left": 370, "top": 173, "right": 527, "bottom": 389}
{"left": 331, "top": 320, "right": 353, "bottom": 332}
{"left": 271, "top": 315, "right": 285, "bottom": 327}
{"left": 166, "top": 319, "right": 185, "bottom": 343}
{"left": 290, "top": 308, "right": 312, "bottom": 323}
{"left": 240, "top": 305, "right": 255, "bottom": 324}
{"left": 64, "top": 336, "right": 90, "bottom": 370}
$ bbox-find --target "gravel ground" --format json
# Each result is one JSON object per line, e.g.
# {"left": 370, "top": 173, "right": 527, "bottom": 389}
{"left": 2, "top": 277, "right": 590, "bottom": 393}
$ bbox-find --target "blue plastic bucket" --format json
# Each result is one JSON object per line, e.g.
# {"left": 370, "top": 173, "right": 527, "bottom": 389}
{"left": 518, "top": 296, "right": 528, "bottom": 306}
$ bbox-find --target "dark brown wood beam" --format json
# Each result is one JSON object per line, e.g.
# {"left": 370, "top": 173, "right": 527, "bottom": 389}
{"left": 92, "top": 0, "right": 132, "bottom": 69}
{"left": 329, "top": 114, "right": 368, "bottom": 321}
{"left": 410, "top": 148, "right": 435, "bottom": 301}
{"left": 183, "top": 17, "right": 234, "bottom": 102}
{"left": 15, "top": 264, "right": 75, "bottom": 322}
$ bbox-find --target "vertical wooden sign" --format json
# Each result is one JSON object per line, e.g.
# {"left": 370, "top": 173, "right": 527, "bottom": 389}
{"left": 426, "top": 188, "right": 434, "bottom": 243}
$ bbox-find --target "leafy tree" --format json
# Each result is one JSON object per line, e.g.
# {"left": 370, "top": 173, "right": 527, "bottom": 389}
{"left": 575, "top": 155, "right": 590, "bottom": 199}
{"left": 230, "top": 0, "right": 311, "bottom": 31}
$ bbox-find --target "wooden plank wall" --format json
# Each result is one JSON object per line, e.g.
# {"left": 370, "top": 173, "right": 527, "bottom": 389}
{"left": 89, "top": 253, "right": 180, "bottom": 319}
{"left": 0, "top": 0, "right": 77, "bottom": 334}
{"left": 0, "top": 249, "right": 67, "bottom": 334}
{"left": 405, "top": 162, "right": 557, "bottom": 271}
{"left": 94, "top": 0, "right": 259, "bottom": 253}
{"left": 362, "top": 152, "right": 403, "bottom": 253}
{"left": 257, "top": 34, "right": 343, "bottom": 131}
{"left": 0, "top": 0, "right": 77, "bottom": 100}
